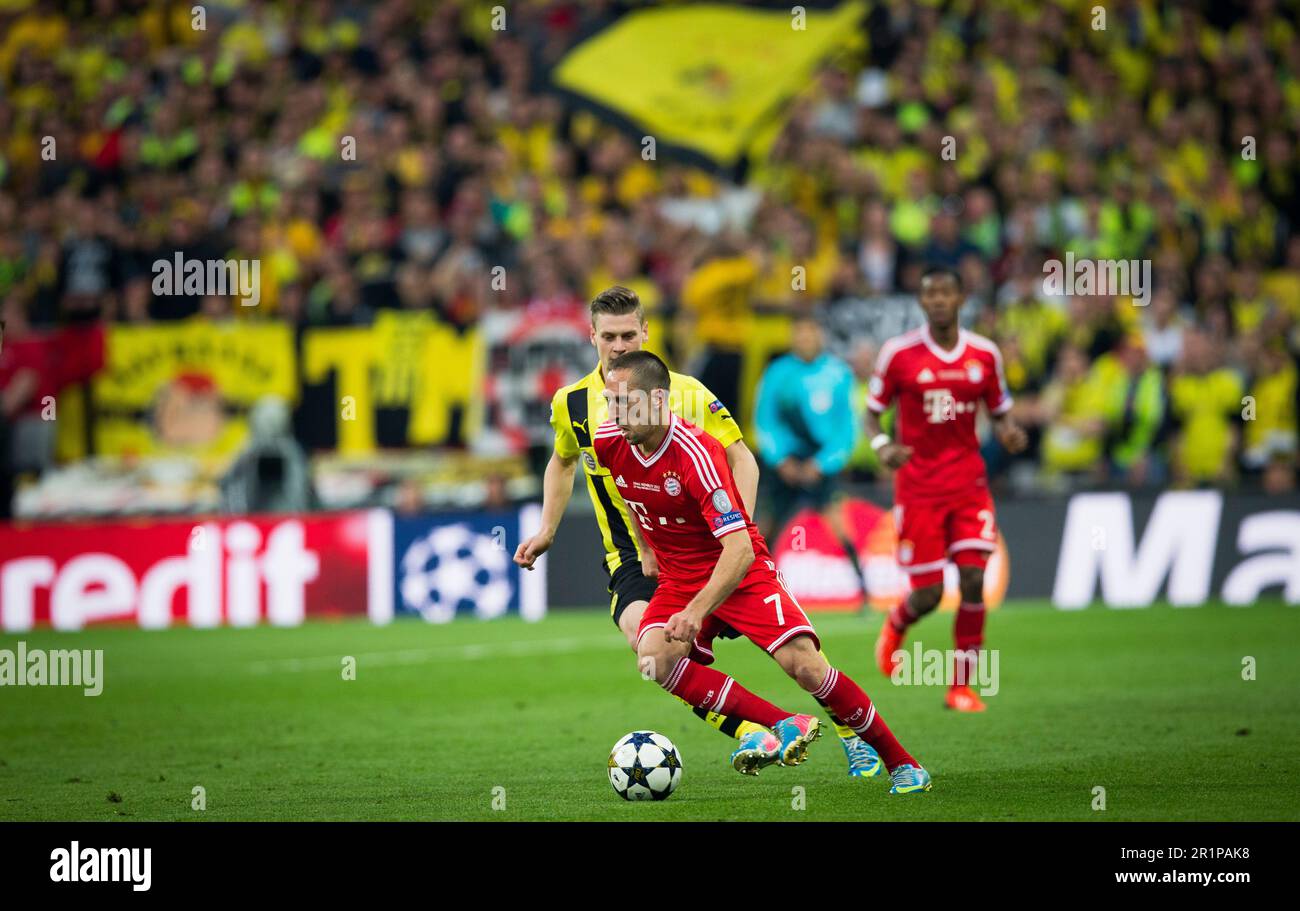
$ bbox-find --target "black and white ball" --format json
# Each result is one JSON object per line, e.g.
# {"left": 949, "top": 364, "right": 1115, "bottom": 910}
{"left": 607, "top": 731, "right": 682, "bottom": 801}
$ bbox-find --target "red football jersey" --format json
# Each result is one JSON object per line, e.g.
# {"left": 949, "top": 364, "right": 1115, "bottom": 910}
{"left": 866, "top": 325, "right": 1012, "bottom": 504}
{"left": 592, "top": 415, "right": 772, "bottom": 590}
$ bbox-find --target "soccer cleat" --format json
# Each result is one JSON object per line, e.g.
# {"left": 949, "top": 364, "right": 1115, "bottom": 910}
{"left": 888, "top": 763, "right": 932, "bottom": 794}
{"left": 730, "top": 730, "right": 781, "bottom": 776}
{"left": 944, "top": 685, "right": 987, "bottom": 713}
{"left": 841, "top": 735, "right": 884, "bottom": 778}
{"left": 875, "top": 620, "right": 904, "bottom": 677}
{"left": 773, "top": 714, "right": 822, "bottom": 766}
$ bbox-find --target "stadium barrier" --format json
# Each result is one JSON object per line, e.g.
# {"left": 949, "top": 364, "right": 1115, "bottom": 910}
{"left": 0, "top": 505, "right": 545, "bottom": 631}
{"left": 6, "top": 490, "right": 1293, "bottom": 630}
{"left": 548, "top": 490, "right": 1300, "bottom": 609}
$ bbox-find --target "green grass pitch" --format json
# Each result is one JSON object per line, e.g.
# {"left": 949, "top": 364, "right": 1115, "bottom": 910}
{"left": 1, "top": 599, "right": 1297, "bottom": 821}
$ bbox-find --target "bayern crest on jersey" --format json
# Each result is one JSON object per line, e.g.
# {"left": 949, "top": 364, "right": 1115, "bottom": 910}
{"left": 965, "top": 360, "right": 984, "bottom": 384}
{"left": 664, "top": 476, "right": 682, "bottom": 496}
{"left": 898, "top": 539, "right": 914, "bottom": 564}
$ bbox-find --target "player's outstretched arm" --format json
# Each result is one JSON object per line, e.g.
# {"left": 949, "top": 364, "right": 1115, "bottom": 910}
{"left": 665, "top": 532, "right": 755, "bottom": 644}
{"left": 724, "top": 441, "right": 760, "bottom": 517}
{"left": 514, "top": 450, "right": 578, "bottom": 570}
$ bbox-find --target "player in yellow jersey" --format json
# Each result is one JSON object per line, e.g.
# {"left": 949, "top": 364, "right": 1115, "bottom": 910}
{"left": 513, "top": 286, "right": 883, "bottom": 777}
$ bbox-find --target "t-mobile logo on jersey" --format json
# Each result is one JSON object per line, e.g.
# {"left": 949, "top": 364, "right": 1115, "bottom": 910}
{"left": 922, "top": 389, "right": 973, "bottom": 422}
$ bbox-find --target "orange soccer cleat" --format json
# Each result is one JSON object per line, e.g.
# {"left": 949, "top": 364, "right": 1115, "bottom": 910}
{"left": 875, "top": 619, "right": 905, "bottom": 678}
{"left": 945, "top": 684, "right": 987, "bottom": 713}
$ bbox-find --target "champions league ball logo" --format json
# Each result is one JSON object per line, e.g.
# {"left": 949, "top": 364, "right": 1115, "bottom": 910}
{"left": 400, "top": 524, "right": 513, "bottom": 622}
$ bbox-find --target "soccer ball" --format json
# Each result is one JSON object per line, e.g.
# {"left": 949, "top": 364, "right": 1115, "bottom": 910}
{"left": 607, "top": 731, "right": 682, "bottom": 801}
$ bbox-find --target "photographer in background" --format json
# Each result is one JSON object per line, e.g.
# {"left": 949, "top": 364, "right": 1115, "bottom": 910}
{"left": 219, "top": 396, "right": 316, "bottom": 514}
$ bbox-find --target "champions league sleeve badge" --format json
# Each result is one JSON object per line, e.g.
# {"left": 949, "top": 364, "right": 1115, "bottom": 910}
{"left": 711, "top": 489, "right": 733, "bottom": 513}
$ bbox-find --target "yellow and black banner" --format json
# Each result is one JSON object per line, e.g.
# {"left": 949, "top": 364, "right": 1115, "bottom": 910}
{"left": 87, "top": 317, "right": 483, "bottom": 458}
{"left": 93, "top": 321, "right": 297, "bottom": 458}
{"left": 551, "top": 1, "right": 865, "bottom": 169}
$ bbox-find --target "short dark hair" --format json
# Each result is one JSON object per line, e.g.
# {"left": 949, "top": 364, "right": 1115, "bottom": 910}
{"left": 608, "top": 350, "right": 670, "bottom": 392}
{"left": 920, "top": 265, "right": 964, "bottom": 291}
{"left": 590, "top": 285, "right": 644, "bottom": 325}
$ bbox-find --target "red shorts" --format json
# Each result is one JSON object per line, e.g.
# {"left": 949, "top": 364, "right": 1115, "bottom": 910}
{"left": 637, "top": 561, "right": 820, "bottom": 660}
{"left": 895, "top": 487, "right": 997, "bottom": 588}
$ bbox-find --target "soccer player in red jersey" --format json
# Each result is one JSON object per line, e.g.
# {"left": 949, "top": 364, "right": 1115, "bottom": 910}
{"left": 593, "top": 350, "right": 931, "bottom": 793}
{"left": 865, "top": 266, "right": 1028, "bottom": 712}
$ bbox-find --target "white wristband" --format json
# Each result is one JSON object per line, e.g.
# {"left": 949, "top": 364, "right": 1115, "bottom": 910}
{"left": 870, "top": 433, "right": 891, "bottom": 452}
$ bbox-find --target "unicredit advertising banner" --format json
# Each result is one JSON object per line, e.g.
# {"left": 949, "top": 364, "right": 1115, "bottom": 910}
{"left": 0, "top": 506, "right": 546, "bottom": 631}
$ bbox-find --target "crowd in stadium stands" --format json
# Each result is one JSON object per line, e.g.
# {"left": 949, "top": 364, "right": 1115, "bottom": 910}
{"left": 0, "top": 0, "right": 1297, "bottom": 505}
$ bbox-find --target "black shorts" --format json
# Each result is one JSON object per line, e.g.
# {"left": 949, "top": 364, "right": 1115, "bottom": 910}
{"left": 607, "top": 559, "right": 658, "bottom": 630}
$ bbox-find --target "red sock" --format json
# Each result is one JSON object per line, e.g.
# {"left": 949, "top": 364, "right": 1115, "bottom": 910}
{"left": 812, "top": 666, "right": 917, "bottom": 771}
{"left": 952, "top": 600, "right": 986, "bottom": 688}
{"left": 664, "top": 658, "right": 789, "bottom": 729}
{"left": 888, "top": 596, "right": 917, "bottom": 633}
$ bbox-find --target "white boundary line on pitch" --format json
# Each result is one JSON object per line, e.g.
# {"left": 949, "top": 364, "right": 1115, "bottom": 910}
{"left": 246, "top": 634, "right": 629, "bottom": 675}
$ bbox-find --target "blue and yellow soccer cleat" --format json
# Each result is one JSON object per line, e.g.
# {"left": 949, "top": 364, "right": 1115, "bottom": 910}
{"left": 888, "top": 763, "right": 933, "bottom": 794}
{"left": 841, "top": 735, "right": 884, "bottom": 778}
{"left": 773, "top": 714, "right": 822, "bottom": 766}
{"left": 730, "top": 730, "right": 781, "bottom": 776}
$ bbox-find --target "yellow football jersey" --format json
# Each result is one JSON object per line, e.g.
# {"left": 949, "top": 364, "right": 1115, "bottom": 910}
{"left": 550, "top": 365, "right": 744, "bottom": 573}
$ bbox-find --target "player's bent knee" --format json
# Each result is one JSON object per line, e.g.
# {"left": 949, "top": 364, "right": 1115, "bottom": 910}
{"left": 635, "top": 630, "right": 687, "bottom": 686}
{"left": 793, "top": 659, "right": 828, "bottom": 692}
{"left": 911, "top": 583, "right": 943, "bottom": 614}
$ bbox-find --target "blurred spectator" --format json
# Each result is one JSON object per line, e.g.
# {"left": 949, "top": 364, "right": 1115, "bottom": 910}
{"left": 679, "top": 235, "right": 757, "bottom": 414}
{"left": 1038, "top": 344, "right": 1108, "bottom": 483}
{"left": 1093, "top": 334, "right": 1167, "bottom": 488}
{"left": 1168, "top": 328, "right": 1246, "bottom": 487}
{"left": 998, "top": 272, "right": 1069, "bottom": 390}
{"left": 1240, "top": 338, "right": 1297, "bottom": 485}
{"left": 1141, "top": 288, "right": 1188, "bottom": 370}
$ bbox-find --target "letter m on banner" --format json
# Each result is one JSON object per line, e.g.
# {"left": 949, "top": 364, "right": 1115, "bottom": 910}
{"left": 1052, "top": 492, "right": 1222, "bottom": 609}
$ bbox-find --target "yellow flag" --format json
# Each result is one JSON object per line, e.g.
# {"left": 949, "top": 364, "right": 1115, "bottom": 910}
{"left": 553, "top": 2, "right": 865, "bottom": 168}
